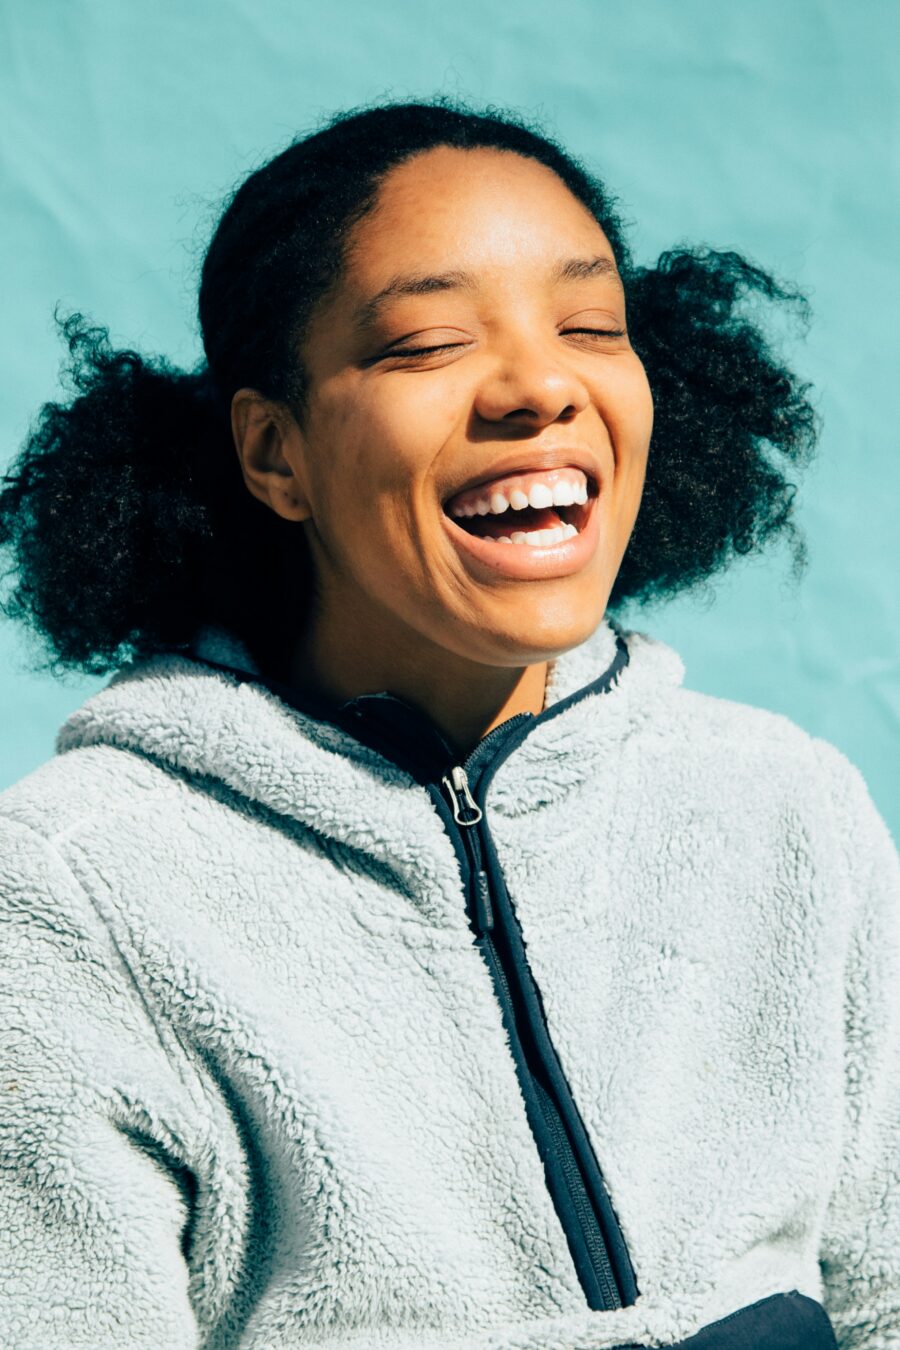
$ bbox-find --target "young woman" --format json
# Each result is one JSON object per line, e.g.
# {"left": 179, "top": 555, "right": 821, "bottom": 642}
{"left": 0, "top": 99, "right": 896, "bottom": 1350}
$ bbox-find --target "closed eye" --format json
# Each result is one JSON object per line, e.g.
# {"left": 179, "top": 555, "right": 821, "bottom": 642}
{"left": 383, "top": 328, "right": 626, "bottom": 360}
{"left": 385, "top": 343, "right": 465, "bottom": 358}
{"left": 562, "top": 327, "right": 626, "bottom": 338}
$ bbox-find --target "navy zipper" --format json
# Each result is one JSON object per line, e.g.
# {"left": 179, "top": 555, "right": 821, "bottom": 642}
{"left": 438, "top": 741, "right": 633, "bottom": 1310}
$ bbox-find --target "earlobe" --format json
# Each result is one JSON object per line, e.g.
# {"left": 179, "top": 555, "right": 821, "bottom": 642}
{"left": 230, "top": 388, "right": 312, "bottom": 523}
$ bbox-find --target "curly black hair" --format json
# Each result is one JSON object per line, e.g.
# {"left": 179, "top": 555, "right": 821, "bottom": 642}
{"left": 0, "top": 96, "right": 819, "bottom": 679}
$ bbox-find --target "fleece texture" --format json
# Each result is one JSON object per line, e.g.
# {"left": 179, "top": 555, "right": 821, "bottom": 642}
{"left": 0, "top": 616, "right": 898, "bottom": 1349}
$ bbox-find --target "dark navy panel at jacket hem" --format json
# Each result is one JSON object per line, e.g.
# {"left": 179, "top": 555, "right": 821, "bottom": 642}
{"left": 609, "top": 1290, "right": 838, "bottom": 1349}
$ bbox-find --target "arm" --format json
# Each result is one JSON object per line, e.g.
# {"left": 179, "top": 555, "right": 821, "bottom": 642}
{"left": 0, "top": 815, "right": 200, "bottom": 1350}
{"left": 813, "top": 740, "right": 900, "bottom": 1349}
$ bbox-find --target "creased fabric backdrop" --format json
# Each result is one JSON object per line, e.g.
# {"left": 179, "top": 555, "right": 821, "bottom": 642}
{"left": 1, "top": 0, "right": 897, "bottom": 840}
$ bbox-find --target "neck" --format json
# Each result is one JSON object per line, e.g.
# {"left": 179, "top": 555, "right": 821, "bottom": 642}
{"left": 278, "top": 608, "right": 549, "bottom": 761}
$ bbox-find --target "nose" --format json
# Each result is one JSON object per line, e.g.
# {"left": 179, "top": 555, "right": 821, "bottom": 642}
{"left": 473, "top": 333, "right": 591, "bottom": 428}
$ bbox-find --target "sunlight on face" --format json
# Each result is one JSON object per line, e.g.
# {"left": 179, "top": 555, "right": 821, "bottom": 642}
{"left": 288, "top": 145, "right": 654, "bottom": 669}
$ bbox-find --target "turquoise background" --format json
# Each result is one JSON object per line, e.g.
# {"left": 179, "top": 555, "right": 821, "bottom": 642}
{"left": 1, "top": 0, "right": 897, "bottom": 840}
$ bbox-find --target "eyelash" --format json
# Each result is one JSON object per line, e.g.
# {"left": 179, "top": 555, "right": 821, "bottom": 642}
{"left": 385, "top": 328, "right": 627, "bottom": 359}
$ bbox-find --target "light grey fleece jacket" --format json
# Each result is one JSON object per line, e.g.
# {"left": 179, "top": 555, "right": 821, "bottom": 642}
{"left": 0, "top": 615, "right": 898, "bottom": 1350}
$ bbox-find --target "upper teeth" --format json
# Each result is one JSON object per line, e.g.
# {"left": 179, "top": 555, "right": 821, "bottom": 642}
{"left": 452, "top": 477, "right": 589, "bottom": 518}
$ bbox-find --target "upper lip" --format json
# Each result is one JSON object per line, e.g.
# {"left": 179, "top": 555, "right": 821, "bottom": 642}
{"left": 441, "top": 448, "right": 603, "bottom": 508}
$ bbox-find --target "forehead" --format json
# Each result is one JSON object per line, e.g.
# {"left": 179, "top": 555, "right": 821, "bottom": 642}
{"left": 342, "top": 145, "right": 612, "bottom": 286}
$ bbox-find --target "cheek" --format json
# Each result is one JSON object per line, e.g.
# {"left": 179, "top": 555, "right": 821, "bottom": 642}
{"left": 594, "top": 359, "right": 654, "bottom": 458}
{"left": 320, "top": 377, "right": 460, "bottom": 493}
{"left": 304, "top": 390, "right": 428, "bottom": 568}
{"left": 635, "top": 364, "right": 655, "bottom": 444}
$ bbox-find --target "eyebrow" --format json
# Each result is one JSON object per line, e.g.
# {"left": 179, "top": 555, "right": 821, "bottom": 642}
{"left": 352, "top": 254, "right": 621, "bottom": 331}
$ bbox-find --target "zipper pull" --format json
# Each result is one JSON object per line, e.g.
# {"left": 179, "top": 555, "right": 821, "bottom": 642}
{"left": 441, "top": 765, "right": 483, "bottom": 827}
{"left": 473, "top": 870, "right": 494, "bottom": 932}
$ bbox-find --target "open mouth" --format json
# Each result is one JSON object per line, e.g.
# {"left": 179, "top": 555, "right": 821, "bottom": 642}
{"left": 442, "top": 469, "right": 598, "bottom": 548}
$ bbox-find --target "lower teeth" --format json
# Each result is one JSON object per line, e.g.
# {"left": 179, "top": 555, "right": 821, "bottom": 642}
{"left": 496, "top": 522, "right": 579, "bottom": 547}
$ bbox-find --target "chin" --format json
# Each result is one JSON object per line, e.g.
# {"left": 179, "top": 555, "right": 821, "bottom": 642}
{"left": 472, "top": 598, "right": 609, "bottom": 667}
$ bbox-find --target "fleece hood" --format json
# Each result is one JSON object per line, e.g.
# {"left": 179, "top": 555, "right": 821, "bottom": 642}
{"left": 54, "top": 615, "right": 686, "bottom": 875}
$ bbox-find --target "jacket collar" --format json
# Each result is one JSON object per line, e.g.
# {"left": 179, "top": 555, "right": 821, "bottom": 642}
{"left": 180, "top": 618, "right": 634, "bottom": 786}
{"left": 54, "top": 617, "right": 686, "bottom": 852}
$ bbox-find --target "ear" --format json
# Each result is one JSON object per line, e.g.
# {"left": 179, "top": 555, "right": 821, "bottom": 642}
{"left": 230, "top": 388, "right": 311, "bottom": 522}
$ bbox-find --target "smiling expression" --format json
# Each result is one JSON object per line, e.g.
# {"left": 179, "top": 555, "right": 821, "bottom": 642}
{"left": 241, "top": 145, "right": 654, "bottom": 680}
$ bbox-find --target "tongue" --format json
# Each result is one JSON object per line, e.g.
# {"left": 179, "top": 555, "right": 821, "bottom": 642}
{"left": 463, "top": 506, "right": 564, "bottom": 538}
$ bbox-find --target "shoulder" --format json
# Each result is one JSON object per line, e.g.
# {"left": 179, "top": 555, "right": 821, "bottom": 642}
{"left": 667, "top": 682, "right": 876, "bottom": 802}
{"left": 669, "top": 682, "right": 819, "bottom": 758}
{"left": 0, "top": 740, "right": 185, "bottom": 845}
{"left": 619, "top": 623, "right": 881, "bottom": 825}
{"left": 640, "top": 679, "right": 880, "bottom": 840}
{"left": 618, "top": 625, "right": 835, "bottom": 783}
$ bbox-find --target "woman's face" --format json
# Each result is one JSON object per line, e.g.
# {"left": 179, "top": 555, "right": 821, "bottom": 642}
{"left": 273, "top": 145, "right": 653, "bottom": 671}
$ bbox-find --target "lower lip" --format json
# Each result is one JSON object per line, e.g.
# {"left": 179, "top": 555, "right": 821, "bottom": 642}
{"left": 440, "top": 492, "right": 602, "bottom": 581}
